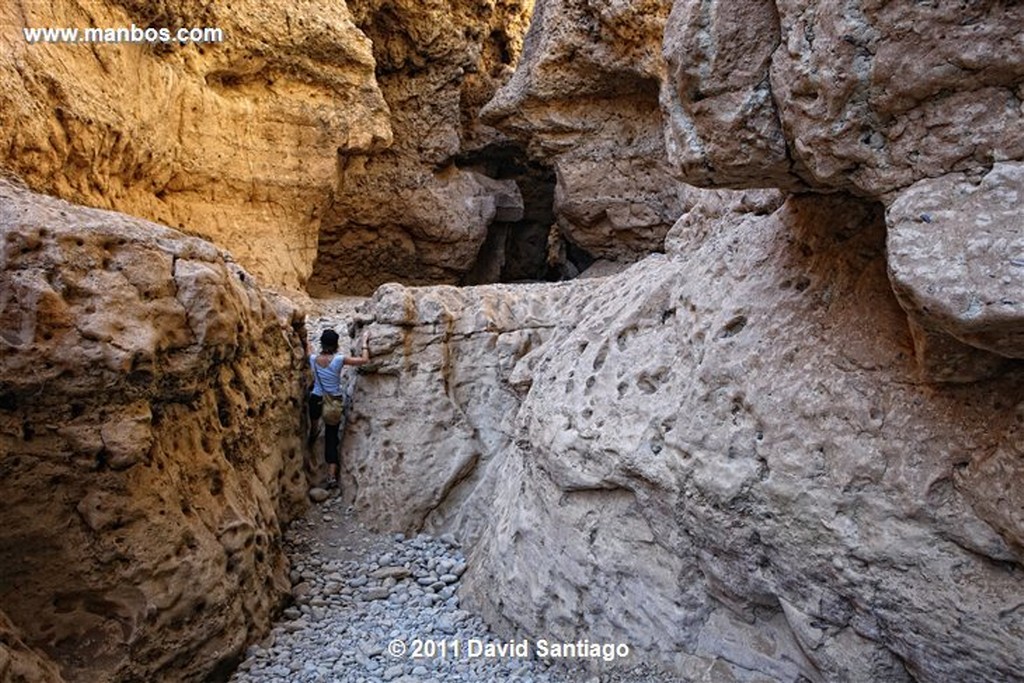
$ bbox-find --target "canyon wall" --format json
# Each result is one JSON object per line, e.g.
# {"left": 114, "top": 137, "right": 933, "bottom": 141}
{"left": 659, "top": 0, "right": 1024, "bottom": 382}
{"left": 348, "top": 190, "right": 1024, "bottom": 682}
{"left": 4, "top": 0, "right": 1024, "bottom": 681}
{"left": 661, "top": 0, "right": 1024, "bottom": 197}
{"left": 339, "top": 0, "right": 1024, "bottom": 681}
{"left": 307, "top": 0, "right": 538, "bottom": 295}
{"left": 482, "top": 0, "right": 693, "bottom": 265}
{"left": 0, "top": 178, "right": 310, "bottom": 682}
{"left": 1, "top": 0, "right": 392, "bottom": 291}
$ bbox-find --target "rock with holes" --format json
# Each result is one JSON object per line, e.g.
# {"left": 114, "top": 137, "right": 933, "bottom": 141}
{"left": 333, "top": 280, "right": 583, "bottom": 536}
{"left": 662, "top": 0, "right": 804, "bottom": 191}
{"left": 0, "top": 179, "right": 309, "bottom": 681}
{"left": 886, "top": 162, "right": 1024, "bottom": 381}
{"left": 352, "top": 192, "right": 1024, "bottom": 681}
{"left": 1, "top": 0, "right": 391, "bottom": 290}
{"left": 462, "top": 193, "right": 1024, "bottom": 682}
{"left": 661, "top": 0, "right": 1024, "bottom": 197}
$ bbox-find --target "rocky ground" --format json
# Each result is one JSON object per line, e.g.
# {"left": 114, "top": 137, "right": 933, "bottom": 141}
{"left": 228, "top": 492, "right": 684, "bottom": 683}
{"left": 226, "top": 299, "right": 685, "bottom": 683}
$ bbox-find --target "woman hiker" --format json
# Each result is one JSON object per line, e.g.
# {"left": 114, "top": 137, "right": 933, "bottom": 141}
{"left": 308, "top": 328, "right": 371, "bottom": 488}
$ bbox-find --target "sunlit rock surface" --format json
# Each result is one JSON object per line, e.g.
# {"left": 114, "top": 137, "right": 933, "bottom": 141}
{"left": 0, "top": 179, "right": 309, "bottom": 681}
{"left": 0, "top": 0, "right": 392, "bottom": 290}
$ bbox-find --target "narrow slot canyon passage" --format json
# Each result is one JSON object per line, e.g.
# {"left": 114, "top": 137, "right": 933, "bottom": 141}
{"left": 227, "top": 486, "right": 674, "bottom": 683}
{"left": 5, "top": 0, "right": 1024, "bottom": 680}
{"left": 228, "top": 299, "right": 681, "bottom": 683}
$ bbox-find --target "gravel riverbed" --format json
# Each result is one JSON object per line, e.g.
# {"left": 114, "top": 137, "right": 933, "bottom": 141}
{"left": 229, "top": 493, "right": 683, "bottom": 683}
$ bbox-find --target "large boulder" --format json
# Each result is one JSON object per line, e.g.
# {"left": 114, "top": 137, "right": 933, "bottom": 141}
{"left": 887, "top": 162, "right": 1024, "bottom": 381}
{"left": 658, "top": 0, "right": 1024, "bottom": 380}
{"left": 1, "top": 0, "right": 392, "bottom": 290}
{"left": 0, "top": 179, "right": 309, "bottom": 681}
{"left": 661, "top": 0, "right": 1024, "bottom": 197}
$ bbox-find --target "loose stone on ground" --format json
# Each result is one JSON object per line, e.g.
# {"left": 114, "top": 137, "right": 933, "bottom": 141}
{"left": 230, "top": 493, "right": 682, "bottom": 683}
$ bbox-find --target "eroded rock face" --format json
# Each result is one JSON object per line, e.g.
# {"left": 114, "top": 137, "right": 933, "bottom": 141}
{"left": 770, "top": 0, "right": 1024, "bottom": 196}
{"left": 351, "top": 193, "right": 1024, "bottom": 682}
{"left": 482, "top": 0, "right": 691, "bottom": 264}
{"left": 0, "top": 612, "right": 63, "bottom": 683}
{"left": 0, "top": 179, "right": 309, "bottom": 681}
{"left": 306, "top": 0, "right": 535, "bottom": 295}
{"left": 662, "top": 0, "right": 800, "bottom": 190}
{"left": 1, "top": 0, "right": 391, "bottom": 290}
{"left": 339, "top": 281, "right": 577, "bottom": 536}
{"left": 658, "top": 0, "right": 1024, "bottom": 377}
{"left": 662, "top": 0, "right": 1024, "bottom": 197}
{"left": 887, "top": 162, "right": 1024, "bottom": 380}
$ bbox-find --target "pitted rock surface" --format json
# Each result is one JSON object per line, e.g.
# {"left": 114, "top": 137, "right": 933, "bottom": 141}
{"left": 660, "top": 0, "right": 1024, "bottom": 197}
{"left": 0, "top": 179, "right": 309, "bottom": 682}
{"left": 887, "top": 162, "right": 1024, "bottom": 375}
{"left": 344, "top": 193, "right": 1024, "bottom": 682}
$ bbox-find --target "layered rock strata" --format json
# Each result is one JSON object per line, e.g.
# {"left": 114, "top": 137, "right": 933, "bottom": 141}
{"left": 347, "top": 192, "right": 1024, "bottom": 682}
{"left": 1, "top": 0, "right": 391, "bottom": 290}
{"left": 0, "top": 179, "right": 309, "bottom": 681}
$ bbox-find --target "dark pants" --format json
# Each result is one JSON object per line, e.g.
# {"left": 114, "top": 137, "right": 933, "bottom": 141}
{"left": 308, "top": 394, "right": 342, "bottom": 465}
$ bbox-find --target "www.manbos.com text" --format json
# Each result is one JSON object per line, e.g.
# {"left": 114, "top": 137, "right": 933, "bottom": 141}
{"left": 22, "top": 24, "right": 224, "bottom": 45}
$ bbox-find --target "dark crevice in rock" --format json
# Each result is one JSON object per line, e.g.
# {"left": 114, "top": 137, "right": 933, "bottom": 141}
{"left": 457, "top": 142, "right": 592, "bottom": 285}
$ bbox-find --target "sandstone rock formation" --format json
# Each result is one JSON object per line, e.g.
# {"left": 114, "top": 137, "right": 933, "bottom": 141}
{"left": 345, "top": 192, "right": 1024, "bottom": 682}
{"left": 6, "top": 0, "right": 1024, "bottom": 681}
{"left": 887, "top": 162, "right": 1024, "bottom": 381}
{"left": 657, "top": 0, "right": 1024, "bottom": 382}
{"left": 0, "top": 178, "right": 310, "bottom": 681}
{"left": 0, "top": 612, "right": 62, "bottom": 683}
{"left": 306, "top": 0, "right": 537, "bottom": 295}
{"left": 1, "top": 0, "right": 392, "bottom": 290}
{"left": 339, "top": 280, "right": 577, "bottom": 535}
{"left": 662, "top": 0, "right": 1024, "bottom": 197}
{"left": 481, "top": 0, "right": 693, "bottom": 265}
